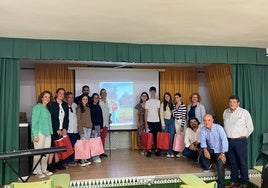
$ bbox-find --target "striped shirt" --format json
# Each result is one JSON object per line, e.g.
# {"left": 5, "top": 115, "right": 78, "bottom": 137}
{"left": 173, "top": 103, "right": 187, "bottom": 126}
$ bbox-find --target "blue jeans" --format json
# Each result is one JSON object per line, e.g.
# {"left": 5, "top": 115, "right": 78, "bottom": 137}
{"left": 91, "top": 125, "right": 101, "bottom": 161}
{"left": 82, "top": 127, "right": 92, "bottom": 140}
{"left": 164, "top": 118, "right": 175, "bottom": 155}
{"left": 182, "top": 147, "right": 199, "bottom": 162}
{"left": 199, "top": 147, "right": 225, "bottom": 188}
{"left": 228, "top": 138, "right": 249, "bottom": 185}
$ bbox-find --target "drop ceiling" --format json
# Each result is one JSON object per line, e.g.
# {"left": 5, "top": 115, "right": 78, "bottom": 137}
{"left": 1, "top": 0, "right": 268, "bottom": 48}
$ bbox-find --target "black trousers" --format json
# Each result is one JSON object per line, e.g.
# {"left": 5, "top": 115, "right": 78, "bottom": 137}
{"left": 147, "top": 121, "right": 161, "bottom": 150}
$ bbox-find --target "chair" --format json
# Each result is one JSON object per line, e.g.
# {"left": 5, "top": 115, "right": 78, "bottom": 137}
{"left": 179, "top": 174, "right": 217, "bottom": 188}
{"left": 256, "top": 133, "right": 268, "bottom": 164}
{"left": 11, "top": 179, "right": 53, "bottom": 188}
{"left": 262, "top": 163, "right": 268, "bottom": 188}
{"left": 49, "top": 173, "right": 70, "bottom": 188}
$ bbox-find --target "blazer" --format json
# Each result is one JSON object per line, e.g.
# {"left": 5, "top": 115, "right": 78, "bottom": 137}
{"left": 48, "top": 101, "right": 69, "bottom": 134}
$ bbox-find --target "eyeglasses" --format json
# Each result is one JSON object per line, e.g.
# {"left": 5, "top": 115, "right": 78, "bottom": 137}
{"left": 69, "top": 107, "right": 73, "bottom": 113}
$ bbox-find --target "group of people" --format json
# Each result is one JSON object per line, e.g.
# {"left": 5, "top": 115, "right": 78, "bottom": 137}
{"left": 32, "top": 83, "right": 254, "bottom": 188}
{"left": 135, "top": 87, "right": 254, "bottom": 188}
{"left": 31, "top": 85, "right": 111, "bottom": 178}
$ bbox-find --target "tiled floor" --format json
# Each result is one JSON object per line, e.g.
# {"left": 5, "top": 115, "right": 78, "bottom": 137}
{"left": 29, "top": 149, "right": 208, "bottom": 181}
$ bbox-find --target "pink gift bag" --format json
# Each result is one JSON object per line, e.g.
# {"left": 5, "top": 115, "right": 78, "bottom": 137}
{"left": 173, "top": 134, "right": 185, "bottom": 152}
{"left": 89, "top": 137, "right": 104, "bottom": 156}
{"left": 74, "top": 139, "right": 91, "bottom": 159}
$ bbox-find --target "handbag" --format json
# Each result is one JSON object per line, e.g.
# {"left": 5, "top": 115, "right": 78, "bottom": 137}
{"left": 54, "top": 135, "right": 74, "bottom": 160}
{"left": 173, "top": 134, "right": 185, "bottom": 152}
{"left": 141, "top": 132, "right": 153, "bottom": 149}
{"left": 74, "top": 139, "right": 91, "bottom": 159}
{"left": 156, "top": 132, "right": 170, "bottom": 150}
{"left": 89, "top": 137, "right": 104, "bottom": 156}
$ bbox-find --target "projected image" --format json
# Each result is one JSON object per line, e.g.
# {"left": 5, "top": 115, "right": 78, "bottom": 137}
{"left": 100, "top": 82, "right": 134, "bottom": 126}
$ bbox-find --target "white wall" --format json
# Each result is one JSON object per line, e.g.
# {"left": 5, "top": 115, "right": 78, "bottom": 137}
{"left": 20, "top": 69, "right": 36, "bottom": 122}
{"left": 197, "top": 72, "right": 214, "bottom": 115}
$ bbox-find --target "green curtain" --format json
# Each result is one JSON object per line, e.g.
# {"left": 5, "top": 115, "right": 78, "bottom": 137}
{"left": 0, "top": 58, "right": 20, "bottom": 185}
{"left": 232, "top": 64, "right": 268, "bottom": 167}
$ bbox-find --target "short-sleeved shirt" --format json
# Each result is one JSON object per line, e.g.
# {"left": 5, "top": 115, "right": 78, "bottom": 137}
{"left": 145, "top": 99, "right": 160, "bottom": 122}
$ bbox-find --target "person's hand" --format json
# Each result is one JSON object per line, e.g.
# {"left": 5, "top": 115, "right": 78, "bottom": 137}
{"left": 189, "top": 144, "right": 198, "bottom": 151}
{"left": 92, "top": 130, "right": 96, "bottom": 134}
{"left": 145, "top": 122, "right": 148, "bottom": 129}
{"left": 218, "top": 153, "right": 226, "bottom": 164}
{"left": 62, "top": 129, "right": 67, "bottom": 136}
{"left": 203, "top": 148, "right": 211, "bottom": 159}
{"left": 101, "top": 128, "right": 103, "bottom": 132}
{"left": 108, "top": 119, "right": 112, "bottom": 124}
{"left": 33, "top": 136, "right": 39, "bottom": 142}
{"left": 56, "top": 130, "right": 61, "bottom": 135}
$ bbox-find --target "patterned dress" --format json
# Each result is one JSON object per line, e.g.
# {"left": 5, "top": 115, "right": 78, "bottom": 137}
{"left": 135, "top": 103, "right": 146, "bottom": 146}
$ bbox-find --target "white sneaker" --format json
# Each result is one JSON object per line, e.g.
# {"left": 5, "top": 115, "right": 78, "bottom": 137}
{"left": 35, "top": 173, "right": 45, "bottom": 179}
{"left": 176, "top": 153, "right": 183, "bottom": 158}
{"left": 78, "top": 160, "right": 87, "bottom": 167}
{"left": 93, "top": 158, "right": 101, "bottom": 163}
{"left": 43, "top": 170, "right": 53, "bottom": 176}
{"left": 166, "top": 154, "right": 171, "bottom": 158}
{"left": 84, "top": 159, "right": 92, "bottom": 166}
{"left": 170, "top": 154, "right": 175, "bottom": 158}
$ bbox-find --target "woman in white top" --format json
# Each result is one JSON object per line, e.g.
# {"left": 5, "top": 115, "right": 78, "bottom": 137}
{"left": 160, "top": 92, "right": 175, "bottom": 157}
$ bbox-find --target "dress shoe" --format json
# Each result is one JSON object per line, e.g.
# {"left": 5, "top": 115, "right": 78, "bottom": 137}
{"left": 55, "top": 162, "right": 66, "bottom": 170}
{"left": 227, "top": 182, "right": 240, "bottom": 188}
{"left": 241, "top": 185, "right": 248, "bottom": 188}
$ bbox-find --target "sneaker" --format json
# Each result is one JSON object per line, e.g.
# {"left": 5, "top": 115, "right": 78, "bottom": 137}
{"left": 208, "top": 163, "right": 213, "bottom": 170}
{"left": 78, "top": 160, "right": 87, "bottom": 167}
{"left": 93, "top": 158, "right": 102, "bottom": 163}
{"left": 84, "top": 159, "right": 92, "bottom": 165}
{"left": 166, "top": 154, "right": 171, "bottom": 158}
{"left": 203, "top": 163, "right": 213, "bottom": 172}
{"left": 146, "top": 151, "right": 152, "bottom": 157}
{"left": 170, "top": 154, "right": 175, "bottom": 158}
{"left": 68, "top": 161, "right": 77, "bottom": 167}
{"left": 176, "top": 153, "right": 183, "bottom": 158}
{"left": 35, "top": 173, "right": 45, "bottom": 179}
{"left": 43, "top": 170, "right": 53, "bottom": 176}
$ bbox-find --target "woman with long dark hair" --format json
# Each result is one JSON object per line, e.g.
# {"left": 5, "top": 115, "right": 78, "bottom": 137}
{"left": 47, "top": 88, "right": 69, "bottom": 171}
{"left": 160, "top": 92, "right": 175, "bottom": 157}
{"left": 135, "top": 92, "right": 149, "bottom": 154}
{"left": 90, "top": 93, "right": 103, "bottom": 163}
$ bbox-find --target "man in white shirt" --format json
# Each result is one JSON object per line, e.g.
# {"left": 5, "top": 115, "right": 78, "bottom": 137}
{"left": 223, "top": 95, "right": 254, "bottom": 188}
{"left": 65, "top": 92, "right": 79, "bottom": 166}
{"left": 145, "top": 86, "right": 161, "bottom": 157}
{"left": 99, "top": 88, "right": 112, "bottom": 157}
{"left": 182, "top": 117, "right": 201, "bottom": 162}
